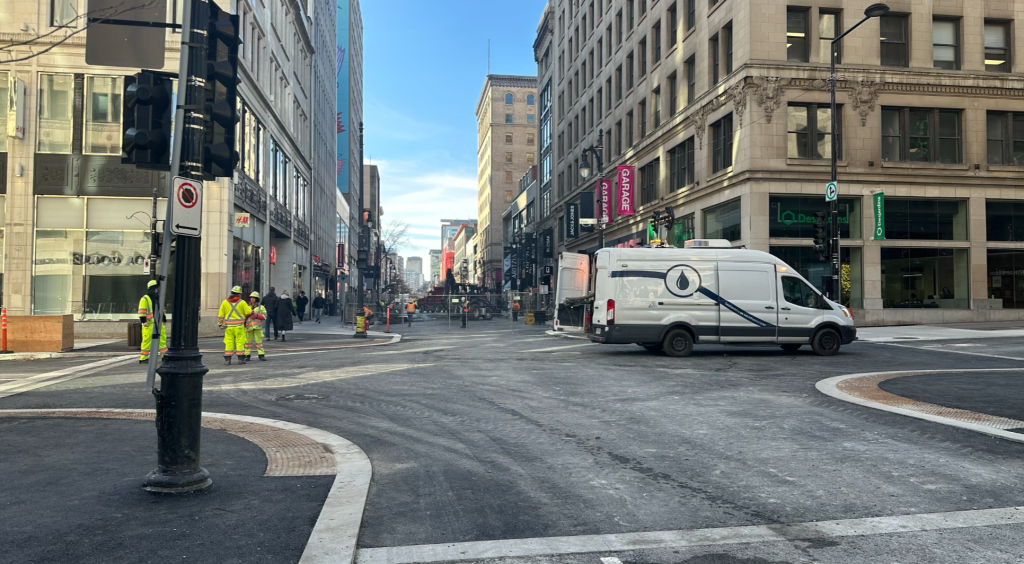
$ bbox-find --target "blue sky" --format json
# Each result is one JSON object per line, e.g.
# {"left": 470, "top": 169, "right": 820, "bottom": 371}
{"left": 362, "top": 0, "right": 548, "bottom": 277}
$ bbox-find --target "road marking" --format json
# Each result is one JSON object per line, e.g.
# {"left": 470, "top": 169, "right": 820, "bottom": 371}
{"left": 0, "top": 356, "right": 135, "bottom": 398}
{"left": 355, "top": 506, "right": 1024, "bottom": 564}
{"left": 523, "top": 343, "right": 597, "bottom": 353}
{"left": 207, "top": 363, "right": 430, "bottom": 389}
{"left": 600, "top": 558, "right": 623, "bottom": 564}
{"left": 366, "top": 346, "right": 457, "bottom": 355}
{"left": 817, "top": 368, "right": 1024, "bottom": 444}
{"left": 880, "top": 342, "right": 1024, "bottom": 362}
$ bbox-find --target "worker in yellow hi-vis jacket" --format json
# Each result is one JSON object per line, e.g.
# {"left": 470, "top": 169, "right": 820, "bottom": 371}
{"left": 244, "top": 291, "right": 267, "bottom": 361}
{"left": 217, "top": 286, "right": 252, "bottom": 365}
{"left": 138, "top": 280, "right": 167, "bottom": 363}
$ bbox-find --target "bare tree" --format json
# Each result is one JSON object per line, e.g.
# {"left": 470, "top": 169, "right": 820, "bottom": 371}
{"left": 380, "top": 219, "right": 411, "bottom": 256}
{"left": 0, "top": 0, "right": 163, "bottom": 64}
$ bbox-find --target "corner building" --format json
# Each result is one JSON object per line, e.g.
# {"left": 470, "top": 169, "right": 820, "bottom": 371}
{"left": 535, "top": 0, "right": 1024, "bottom": 325}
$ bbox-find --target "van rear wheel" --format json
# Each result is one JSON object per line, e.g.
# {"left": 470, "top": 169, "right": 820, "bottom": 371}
{"left": 662, "top": 329, "right": 694, "bottom": 357}
{"left": 811, "top": 328, "right": 842, "bottom": 356}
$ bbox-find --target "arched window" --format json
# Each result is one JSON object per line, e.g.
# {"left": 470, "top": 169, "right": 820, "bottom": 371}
{"left": 527, "top": 94, "right": 535, "bottom": 106}
{"left": 505, "top": 93, "right": 514, "bottom": 105}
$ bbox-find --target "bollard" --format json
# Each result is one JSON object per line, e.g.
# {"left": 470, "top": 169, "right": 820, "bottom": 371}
{"left": 386, "top": 307, "right": 391, "bottom": 333}
{"left": 0, "top": 307, "right": 11, "bottom": 354}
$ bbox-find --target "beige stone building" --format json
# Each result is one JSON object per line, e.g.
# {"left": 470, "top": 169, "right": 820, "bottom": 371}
{"left": 475, "top": 74, "right": 538, "bottom": 289}
{"left": 535, "top": 0, "right": 1024, "bottom": 325}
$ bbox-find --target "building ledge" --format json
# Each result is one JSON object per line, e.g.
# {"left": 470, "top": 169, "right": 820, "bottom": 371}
{"left": 786, "top": 158, "right": 848, "bottom": 167}
{"left": 880, "top": 161, "right": 970, "bottom": 171}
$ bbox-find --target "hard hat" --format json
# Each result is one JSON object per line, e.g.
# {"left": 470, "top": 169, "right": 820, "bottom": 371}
{"left": 231, "top": 285, "right": 242, "bottom": 294}
{"left": 250, "top": 291, "right": 261, "bottom": 299}
{"left": 147, "top": 280, "right": 158, "bottom": 288}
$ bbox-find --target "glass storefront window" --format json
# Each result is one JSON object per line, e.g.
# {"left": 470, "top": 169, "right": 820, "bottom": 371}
{"left": 38, "top": 73, "right": 74, "bottom": 154}
{"left": 770, "top": 246, "right": 862, "bottom": 308}
{"left": 669, "top": 213, "right": 696, "bottom": 247}
{"left": 987, "top": 250, "right": 1024, "bottom": 309}
{"left": 703, "top": 198, "right": 741, "bottom": 241}
{"left": 884, "top": 198, "right": 967, "bottom": 240}
{"left": 33, "top": 229, "right": 85, "bottom": 315}
{"left": 0, "top": 72, "right": 8, "bottom": 152}
{"left": 769, "top": 196, "right": 860, "bottom": 239}
{"left": 83, "top": 230, "right": 151, "bottom": 318}
{"left": 84, "top": 76, "right": 122, "bottom": 155}
{"left": 881, "top": 247, "right": 968, "bottom": 308}
{"left": 293, "top": 263, "right": 307, "bottom": 296}
{"left": 232, "top": 237, "right": 262, "bottom": 298}
{"left": 37, "top": 197, "right": 85, "bottom": 229}
{"left": 986, "top": 200, "right": 1024, "bottom": 241}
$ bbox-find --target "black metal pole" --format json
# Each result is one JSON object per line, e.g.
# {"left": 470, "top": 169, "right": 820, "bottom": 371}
{"left": 144, "top": 0, "right": 211, "bottom": 493}
{"left": 355, "top": 122, "right": 366, "bottom": 338}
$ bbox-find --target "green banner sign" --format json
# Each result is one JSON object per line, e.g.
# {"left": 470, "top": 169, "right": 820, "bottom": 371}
{"left": 872, "top": 192, "right": 885, "bottom": 240}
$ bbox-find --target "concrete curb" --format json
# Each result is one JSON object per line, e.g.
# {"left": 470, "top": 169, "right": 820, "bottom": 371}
{"left": 0, "top": 408, "right": 372, "bottom": 564}
{"left": 816, "top": 368, "right": 1024, "bottom": 444}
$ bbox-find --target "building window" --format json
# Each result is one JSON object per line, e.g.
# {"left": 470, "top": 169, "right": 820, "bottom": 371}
{"left": 527, "top": 114, "right": 536, "bottom": 125}
{"left": 723, "top": 23, "right": 733, "bottom": 74}
{"left": 686, "top": 0, "right": 695, "bottom": 31}
{"left": 639, "top": 38, "right": 648, "bottom": 77}
{"left": 51, "top": 0, "right": 78, "bottom": 27}
{"left": 987, "top": 201, "right": 1024, "bottom": 241}
{"left": 615, "top": 65, "right": 623, "bottom": 101}
{"left": 527, "top": 152, "right": 535, "bottom": 164}
{"left": 881, "top": 107, "right": 962, "bottom": 164}
{"left": 639, "top": 0, "right": 646, "bottom": 16}
{"left": 652, "top": 87, "right": 661, "bottom": 128}
{"left": 527, "top": 94, "right": 535, "bottom": 105}
{"left": 653, "top": 21, "right": 662, "bottom": 61}
{"left": 787, "top": 8, "right": 809, "bottom": 62}
{"left": 987, "top": 112, "right": 1024, "bottom": 165}
{"left": 639, "top": 158, "right": 660, "bottom": 205}
{"left": 933, "top": 18, "right": 959, "bottom": 70}
{"left": 505, "top": 152, "right": 513, "bottom": 162}
{"left": 615, "top": 120, "right": 622, "bottom": 155}
{"left": 769, "top": 195, "right": 860, "bottom": 239}
{"left": 84, "top": 76, "right": 123, "bottom": 155}
{"left": 880, "top": 14, "right": 909, "bottom": 67}
{"left": 988, "top": 250, "right": 1024, "bottom": 308}
{"left": 685, "top": 56, "right": 695, "bottom": 104}
{"left": 772, "top": 246, "right": 862, "bottom": 307}
{"left": 787, "top": 104, "right": 840, "bottom": 159}
{"left": 819, "top": 10, "right": 840, "bottom": 63}
{"left": 505, "top": 190, "right": 514, "bottom": 201}
{"left": 528, "top": 132, "right": 536, "bottom": 145}
{"left": 711, "top": 114, "right": 733, "bottom": 173}
{"left": 703, "top": 198, "right": 741, "bottom": 241}
{"left": 668, "top": 136, "right": 695, "bottom": 191}
{"left": 884, "top": 198, "right": 968, "bottom": 240}
{"left": 505, "top": 172, "right": 513, "bottom": 182}
{"left": 668, "top": 74, "right": 678, "bottom": 116}
{"left": 506, "top": 133, "right": 513, "bottom": 144}
{"left": 881, "top": 248, "right": 968, "bottom": 309}
{"left": 626, "top": 51, "right": 634, "bottom": 89}
{"left": 505, "top": 93, "right": 514, "bottom": 104}
{"left": 0, "top": 72, "right": 8, "bottom": 152}
{"left": 505, "top": 113, "right": 513, "bottom": 124}
{"left": 635, "top": 100, "right": 646, "bottom": 138}
{"left": 37, "top": 73, "right": 74, "bottom": 154}
{"left": 668, "top": 3, "right": 678, "bottom": 46}
{"left": 627, "top": 0, "right": 634, "bottom": 29}
{"left": 985, "top": 21, "right": 1011, "bottom": 72}
{"left": 627, "top": 111, "right": 634, "bottom": 146}
{"left": 710, "top": 34, "right": 720, "bottom": 84}
{"left": 616, "top": 9, "right": 623, "bottom": 45}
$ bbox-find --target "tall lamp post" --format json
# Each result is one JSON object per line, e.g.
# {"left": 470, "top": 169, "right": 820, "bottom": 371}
{"left": 829, "top": 3, "right": 889, "bottom": 301}
{"left": 579, "top": 130, "right": 606, "bottom": 249}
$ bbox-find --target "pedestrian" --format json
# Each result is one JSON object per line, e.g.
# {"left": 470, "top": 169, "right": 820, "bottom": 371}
{"left": 137, "top": 280, "right": 167, "bottom": 364}
{"left": 405, "top": 299, "right": 415, "bottom": 327}
{"left": 218, "top": 286, "right": 251, "bottom": 365}
{"left": 263, "top": 286, "right": 280, "bottom": 339}
{"left": 245, "top": 292, "right": 267, "bottom": 361}
{"left": 296, "top": 291, "right": 309, "bottom": 323}
{"left": 511, "top": 299, "right": 521, "bottom": 322}
{"left": 275, "top": 290, "right": 295, "bottom": 341}
{"left": 461, "top": 298, "right": 469, "bottom": 329}
{"left": 311, "top": 293, "right": 325, "bottom": 323}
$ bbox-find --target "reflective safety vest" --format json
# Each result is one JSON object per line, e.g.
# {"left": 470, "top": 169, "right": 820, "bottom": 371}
{"left": 512, "top": 302, "right": 521, "bottom": 311}
{"left": 218, "top": 298, "right": 252, "bottom": 326}
{"left": 138, "top": 295, "right": 163, "bottom": 324}
{"left": 246, "top": 305, "right": 267, "bottom": 329}
{"left": 406, "top": 303, "right": 415, "bottom": 313}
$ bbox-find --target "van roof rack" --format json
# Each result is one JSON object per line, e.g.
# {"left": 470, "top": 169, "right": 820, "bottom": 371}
{"left": 683, "top": 239, "right": 734, "bottom": 248}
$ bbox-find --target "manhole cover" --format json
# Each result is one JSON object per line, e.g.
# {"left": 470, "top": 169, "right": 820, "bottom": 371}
{"left": 274, "top": 394, "right": 328, "bottom": 402}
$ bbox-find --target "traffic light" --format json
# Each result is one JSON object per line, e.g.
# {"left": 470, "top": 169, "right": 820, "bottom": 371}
{"left": 203, "top": 2, "right": 241, "bottom": 179}
{"left": 122, "top": 71, "right": 173, "bottom": 170}
{"left": 812, "top": 211, "right": 829, "bottom": 261}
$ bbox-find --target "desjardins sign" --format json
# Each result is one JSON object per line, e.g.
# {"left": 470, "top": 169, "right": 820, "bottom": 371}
{"left": 777, "top": 210, "right": 849, "bottom": 226}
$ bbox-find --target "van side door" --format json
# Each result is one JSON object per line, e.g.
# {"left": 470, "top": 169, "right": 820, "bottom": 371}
{"left": 776, "top": 271, "right": 825, "bottom": 343}
{"left": 717, "top": 263, "right": 779, "bottom": 342}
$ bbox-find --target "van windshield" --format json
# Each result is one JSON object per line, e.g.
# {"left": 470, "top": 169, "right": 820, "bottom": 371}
{"left": 781, "top": 276, "right": 821, "bottom": 308}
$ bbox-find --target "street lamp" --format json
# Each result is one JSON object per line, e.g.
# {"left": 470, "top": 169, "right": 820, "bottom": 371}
{"left": 578, "top": 130, "right": 605, "bottom": 249}
{"left": 829, "top": 3, "right": 889, "bottom": 302}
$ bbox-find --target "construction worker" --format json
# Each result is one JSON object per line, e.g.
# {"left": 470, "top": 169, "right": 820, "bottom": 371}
{"left": 217, "top": 286, "right": 252, "bottom": 365}
{"left": 461, "top": 298, "right": 470, "bottom": 329}
{"left": 245, "top": 291, "right": 267, "bottom": 361}
{"left": 405, "top": 299, "right": 415, "bottom": 327}
{"left": 511, "top": 299, "right": 521, "bottom": 322}
{"left": 138, "top": 280, "right": 167, "bottom": 363}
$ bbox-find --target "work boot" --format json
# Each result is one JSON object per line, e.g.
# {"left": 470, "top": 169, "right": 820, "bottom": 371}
{"left": 244, "top": 355, "right": 251, "bottom": 362}
{"left": 258, "top": 354, "right": 266, "bottom": 361}
{"left": 224, "top": 355, "right": 232, "bottom": 366}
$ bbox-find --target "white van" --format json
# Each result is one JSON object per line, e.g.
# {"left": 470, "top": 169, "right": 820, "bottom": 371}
{"left": 588, "top": 240, "right": 856, "bottom": 356}
{"left": 553, "top": 252, "right": 590, "bottom": 331}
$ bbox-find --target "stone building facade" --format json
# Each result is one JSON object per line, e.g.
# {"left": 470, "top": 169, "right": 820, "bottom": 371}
{"left": 535, "top": 0, "right": 1024, "bottom": 325}
{"left": 475, "top": 75, "right": 539, "bottom": 290}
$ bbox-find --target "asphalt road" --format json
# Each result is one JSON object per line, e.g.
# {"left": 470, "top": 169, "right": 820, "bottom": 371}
{"left": 4, "top": 317, "right": 1024, "bottom": 563}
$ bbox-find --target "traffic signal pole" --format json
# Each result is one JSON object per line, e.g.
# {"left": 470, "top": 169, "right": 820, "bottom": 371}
{"left": 144, "top": 0, "right": 211, "bottom": 493}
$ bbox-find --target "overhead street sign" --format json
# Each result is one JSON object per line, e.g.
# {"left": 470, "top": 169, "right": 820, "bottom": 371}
{"left": 170, "top": 176, "right": 202, "bottom": 237}
{"left": 825, "top": 181, "right": 839, "bottom": 202}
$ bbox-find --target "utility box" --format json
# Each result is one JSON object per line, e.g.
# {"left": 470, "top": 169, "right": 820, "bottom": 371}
{"left": 127, "top": 322, "right": 143, "bottom": 348}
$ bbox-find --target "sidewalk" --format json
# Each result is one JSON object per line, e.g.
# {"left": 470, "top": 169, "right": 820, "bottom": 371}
{"left": 845, "top": 320, "right": 1024, "bottom": 342}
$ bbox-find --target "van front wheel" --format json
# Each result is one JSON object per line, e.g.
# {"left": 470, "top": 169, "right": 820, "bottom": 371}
{"left": 662, "top": 329, "right": 694, "bottom": 357}
{"left": 811, "top": 328, "right": 842, "bottom": 356}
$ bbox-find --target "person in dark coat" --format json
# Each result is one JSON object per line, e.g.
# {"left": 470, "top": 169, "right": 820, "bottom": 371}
{"left": 311, "top": 293, "right": 326, "bottom": 323}
{"left": 295, "top": 291, "right": 309, "bottom": 323}
{"left": 275, "top": 291, "right": 295, "bottom": 341}
{"left": 262, "top": 287, "right": 280, "bottom": 338}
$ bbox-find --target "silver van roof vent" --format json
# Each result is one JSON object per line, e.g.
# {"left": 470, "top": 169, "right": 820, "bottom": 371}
{"left": 684, "top": 239, "right": 733, "bottom": 248}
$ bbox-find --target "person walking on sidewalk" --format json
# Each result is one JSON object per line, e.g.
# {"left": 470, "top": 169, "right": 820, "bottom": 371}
{"left": 263, "top": 287, "right": 280, "bottom": 339}
{"left": 138, "top": 280, "right": 167, "bottom": 364}
{"left": 311, "top": 293, "right": 325, "bottom": 323}
{"left": 296, "top": 291, "right": 309, "bottom": 323}
{"left": 511, "top": 299, "right": 521, "bottom": 322}
{"left": 275, "top": 290, "right": 295, "bottom": 341}
{"left": 245, "top": 292, "right": 268, "bottom": 361}
{"left": 218, "top": 286, "right": 252, "bottom": 365}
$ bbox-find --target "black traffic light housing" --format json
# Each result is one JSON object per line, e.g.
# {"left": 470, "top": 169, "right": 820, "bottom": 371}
{"left": 812, "top": 211, "right": 829, "bottom": 261}
{"left": 203, "top": 2, "right": 241, "bottom": 179}
{"left": 122, "top": 71, "right": 173, "bottom": 170}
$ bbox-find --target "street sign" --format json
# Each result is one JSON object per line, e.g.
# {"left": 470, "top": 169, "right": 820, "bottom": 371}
{"left": 170, "top": 176, "right": 202, "bottom": 236}
{"left": 580, "top": 218, "right": 598, "bottom": 225}
{"left": 143, "top": 257, "right": 151, "bottom": 275}
{"left": 85, "top": 0, "right": 167, "bottom": 69}
{"left": 825, "top": 181, "right": 839, "bottom": 202}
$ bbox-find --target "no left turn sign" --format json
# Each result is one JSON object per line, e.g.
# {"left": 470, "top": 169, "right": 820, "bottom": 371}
{"left": 171, "top": 176, "right": 203, "bottom": 237}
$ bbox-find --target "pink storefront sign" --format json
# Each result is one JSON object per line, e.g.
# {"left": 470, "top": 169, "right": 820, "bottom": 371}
{"left": 617, "top": 165, "right": 635, "bottom": 216}
{"left": 596, "top": 179, "right": 613, "bottom": 224}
